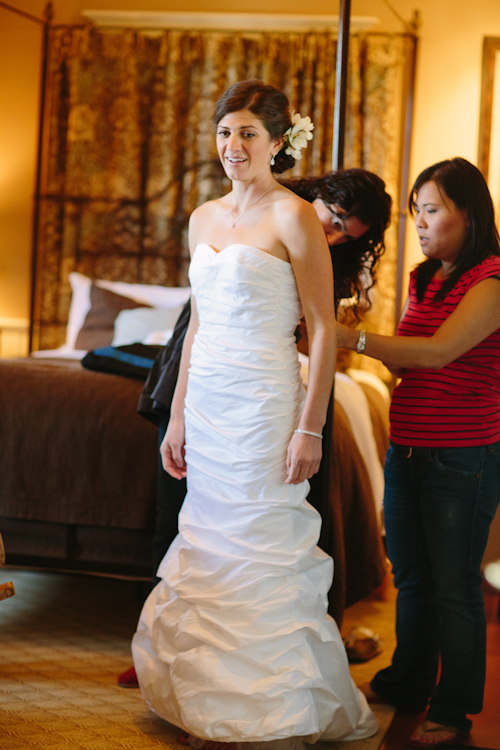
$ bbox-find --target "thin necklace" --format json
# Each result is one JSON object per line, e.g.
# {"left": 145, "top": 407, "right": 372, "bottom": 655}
{"left": 230, "top": 184, "right": 276, "bottom": 229}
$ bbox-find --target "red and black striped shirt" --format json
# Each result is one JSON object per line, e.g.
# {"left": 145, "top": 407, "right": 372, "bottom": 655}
{"left": 390, "top": 257, "right": 500, "bottom": 447}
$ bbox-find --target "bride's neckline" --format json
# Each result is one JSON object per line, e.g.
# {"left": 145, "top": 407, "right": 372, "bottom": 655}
{"left": 196, "top": 243, "right": 290, "bottom": 266}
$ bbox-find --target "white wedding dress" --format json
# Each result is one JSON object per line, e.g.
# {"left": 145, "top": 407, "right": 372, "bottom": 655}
{"left": 132, "top": 244, "right": 377, "bottom": 746}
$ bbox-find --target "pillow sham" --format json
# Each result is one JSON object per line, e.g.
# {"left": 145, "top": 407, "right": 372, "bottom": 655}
{"left": 112, "top": 305, "right": 185, "bottom": 347}
{"left": 74, "top": 284, "right": 151, "bottom": 350}
{"left": 64, "top": 272, "right": 191, "bottom": 350}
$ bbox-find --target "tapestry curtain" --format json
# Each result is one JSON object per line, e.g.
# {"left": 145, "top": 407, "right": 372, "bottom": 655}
{"left": 34, "top": 24, "right": 412, "bottom": 359}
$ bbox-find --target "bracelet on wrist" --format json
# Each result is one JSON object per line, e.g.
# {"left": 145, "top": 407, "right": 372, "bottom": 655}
{"left": 294, "top": 429, "right": 323, "bottom": 440}
{"left": 356, "top": 329, "right": 366, "bottom": 354}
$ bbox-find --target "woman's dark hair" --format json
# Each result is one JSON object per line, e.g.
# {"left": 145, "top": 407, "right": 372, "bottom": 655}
{"left": 409, "top": 157, "right": 500, "bottom": 301}
{"left": 282, "top": 169, "right": 392, "bottom": 312}
{"left": 212, "top": 80, "right": 295, "bottom": 174}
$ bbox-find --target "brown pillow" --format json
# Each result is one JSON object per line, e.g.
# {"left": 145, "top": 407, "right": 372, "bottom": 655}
{"left": 75, "top": 284, "right": 151, "bottom": 350}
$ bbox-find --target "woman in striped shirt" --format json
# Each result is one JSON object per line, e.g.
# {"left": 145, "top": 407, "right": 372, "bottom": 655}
{"left": 337, "top": 157, "right": 500, "bottom": 747}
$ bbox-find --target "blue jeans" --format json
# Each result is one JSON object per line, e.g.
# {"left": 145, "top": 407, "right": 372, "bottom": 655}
{"left": 371, "top": 441, "right": 500, "bottom": 731}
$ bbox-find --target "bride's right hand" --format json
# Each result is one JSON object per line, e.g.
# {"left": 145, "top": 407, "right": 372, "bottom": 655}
{"left": 285, "top": 431, "right": 322, "bottom": 484}
{"left": 160, "top": 417, "right": 187, "bottom": 479}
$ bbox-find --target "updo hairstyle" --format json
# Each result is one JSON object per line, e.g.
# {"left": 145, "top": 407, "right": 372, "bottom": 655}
{"left": 212, "top": 80, "right": 295, "bottom": 174}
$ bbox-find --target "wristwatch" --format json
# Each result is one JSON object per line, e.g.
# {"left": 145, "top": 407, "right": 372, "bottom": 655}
{"left": 356, "top": 330, "right": 366, "bottom": 353}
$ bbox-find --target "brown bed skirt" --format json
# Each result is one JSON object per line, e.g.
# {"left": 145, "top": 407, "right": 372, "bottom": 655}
{"left": 0, "top": 357, "right": 158, "bottom": 577}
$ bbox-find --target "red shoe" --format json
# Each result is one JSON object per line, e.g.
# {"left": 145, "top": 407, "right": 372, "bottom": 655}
{"left": 118, "top": 665, "right": 139, "bottom": 688}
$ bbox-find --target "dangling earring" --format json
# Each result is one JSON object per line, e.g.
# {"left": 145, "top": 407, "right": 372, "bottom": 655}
{"left": 270, "top": 155, "right": 276, "bottom": 166}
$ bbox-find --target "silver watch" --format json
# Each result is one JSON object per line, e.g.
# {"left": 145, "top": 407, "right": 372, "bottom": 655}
{"left": 356, "top": 330, "right": 366, "bottom": 353}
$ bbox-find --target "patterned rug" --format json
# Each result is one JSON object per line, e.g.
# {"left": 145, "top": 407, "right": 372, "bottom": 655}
{"left": 0, "top": 569, "right": 395, "bottom": 750}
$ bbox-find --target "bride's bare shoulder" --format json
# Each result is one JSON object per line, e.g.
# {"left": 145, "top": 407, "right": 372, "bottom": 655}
{"left": 189, "top": 196, "right": 229, "bottom": 250}
{"left": 191, "top": 195, "right": 229, "bottom": 224}
{"left": 273, "top": 185, "right": 317, "bottom": 221}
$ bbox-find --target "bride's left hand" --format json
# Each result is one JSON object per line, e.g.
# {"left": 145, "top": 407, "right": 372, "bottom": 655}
{"left": 285, "top": 432, "right": 322, "bottom": 484}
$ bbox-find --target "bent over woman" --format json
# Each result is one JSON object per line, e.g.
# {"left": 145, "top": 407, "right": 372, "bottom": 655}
{"left": 337, "top": 157, "right": 500, "bottom": 747}
{"left": 132, "top": 80, "right": 377, "bottom": 747}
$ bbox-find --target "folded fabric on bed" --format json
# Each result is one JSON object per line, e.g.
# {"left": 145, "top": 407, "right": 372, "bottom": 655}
{"left": 82, "top": 344, "right": 161, "bottom": 380}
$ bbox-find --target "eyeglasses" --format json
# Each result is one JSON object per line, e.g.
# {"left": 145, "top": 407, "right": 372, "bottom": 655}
{"left": 328, "top": 209, "right": 347, "bottom": 234}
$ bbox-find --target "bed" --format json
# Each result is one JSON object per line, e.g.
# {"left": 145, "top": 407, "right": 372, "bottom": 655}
{"left": 0, "top": 273, "right": 388, "bottom": 623}
{"left": 0, "top": 356, "right": 158, "bottom": 578}
{"left": 0, "top": 279, "right": 388, "bottom": 620}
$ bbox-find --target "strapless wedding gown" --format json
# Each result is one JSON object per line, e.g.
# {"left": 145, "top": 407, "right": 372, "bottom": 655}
{"left": 132, "top": 244, "right": 377, "bottom": 745}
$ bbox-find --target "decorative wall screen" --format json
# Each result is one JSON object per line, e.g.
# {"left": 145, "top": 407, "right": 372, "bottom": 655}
{"left": 33, "top": 24, "right": 415, "bottom": 355}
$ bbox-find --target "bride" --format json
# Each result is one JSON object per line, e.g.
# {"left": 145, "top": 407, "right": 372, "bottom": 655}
{"left": 132, "top": 80, "right": 377, "bottom": 747}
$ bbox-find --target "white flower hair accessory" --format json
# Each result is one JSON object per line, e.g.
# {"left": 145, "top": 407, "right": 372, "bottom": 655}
{"left": 284, "top": 111, "right": 314, "bottom": 160}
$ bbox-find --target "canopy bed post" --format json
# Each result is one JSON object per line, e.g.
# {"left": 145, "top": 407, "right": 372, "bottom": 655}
{"left": 312, "top": 0, "right": 351, "bottom": 561}
{"left": 318, "top": 4, "right": 419, "bottom": 558}
{"left": 332, "top": 0, "right": 351, "bottom": 170}
{"left": 395, "top": 18, "right": 419, "bottom": 327}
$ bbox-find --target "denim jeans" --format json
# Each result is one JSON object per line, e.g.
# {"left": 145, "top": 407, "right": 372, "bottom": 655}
{"left": 371, "top": 440, "right": 500, "bottom": 731}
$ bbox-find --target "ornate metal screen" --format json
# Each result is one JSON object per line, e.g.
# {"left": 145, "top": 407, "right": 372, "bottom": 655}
{"left": 32, "top": 24, "right": 415, "bottom": 358}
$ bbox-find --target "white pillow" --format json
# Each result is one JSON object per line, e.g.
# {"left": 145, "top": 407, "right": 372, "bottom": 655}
{"left": 65, "top": 272, "right": 93, "bottom": 350}
{"left": 143, "top": 329, "right": 175, "bottom": 346}
{"left": 112, "top": 306, "right": 184, "bottom": 347}
{"left": 64, "top": 272, "right": 191, "bottom": 350}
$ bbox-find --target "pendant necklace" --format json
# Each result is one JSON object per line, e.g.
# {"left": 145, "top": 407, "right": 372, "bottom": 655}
{"left": 230, "top": 184, "right": 276, "bottom": 229}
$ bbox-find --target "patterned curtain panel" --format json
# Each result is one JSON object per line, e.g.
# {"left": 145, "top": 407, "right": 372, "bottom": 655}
{"left": 34, "top": 25, "right": 413, "bottom": 353}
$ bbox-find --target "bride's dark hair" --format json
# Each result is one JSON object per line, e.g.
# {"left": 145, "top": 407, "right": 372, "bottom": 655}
{"left": 212, "top": 80, "right": 295, "bottom": 174}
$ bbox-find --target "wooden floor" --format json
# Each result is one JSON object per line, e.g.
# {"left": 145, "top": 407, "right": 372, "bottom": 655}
{"left": 377, "top": 583, "right": 500, "bottom": 750}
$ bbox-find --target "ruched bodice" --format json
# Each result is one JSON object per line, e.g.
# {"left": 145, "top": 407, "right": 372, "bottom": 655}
{"left": 132, "top": 243, "right": 377, "bottom": 746}
{"left": 186, "top": 244, "right": 304, "bottom": 461}
{"left": 191, "top": 244, "right": 301, "bottom": 339}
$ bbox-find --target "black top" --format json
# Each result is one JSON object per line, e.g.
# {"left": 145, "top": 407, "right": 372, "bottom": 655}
{"left": 137, "top": 298, "right": 191, "bottom": 425}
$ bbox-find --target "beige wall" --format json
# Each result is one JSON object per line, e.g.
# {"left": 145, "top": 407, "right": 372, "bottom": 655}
{"left": 1, "top": 0, "right": 500, "bottom": 352}
{"left": 391, "top": 0, "right": 500, "bottom": 291}
{"left": 0, "top": 5, "right": 42, "bottom": 353}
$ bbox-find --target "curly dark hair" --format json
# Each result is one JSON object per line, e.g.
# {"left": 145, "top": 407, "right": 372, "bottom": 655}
{"left": 212, "top": 80, "right": 295, "bottom": 174}
{"left": 281, "top": 169, "right": 392, "bottom": 312}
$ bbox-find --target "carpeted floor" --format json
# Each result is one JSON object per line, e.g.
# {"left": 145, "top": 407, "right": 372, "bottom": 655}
{"left": 0, "top": 568, "right": 395, "bottom": 750}
{"left": 340, "top": 588, "right": 399, "bottom": 698}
